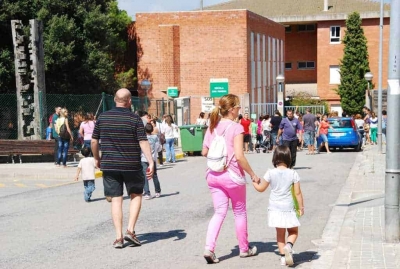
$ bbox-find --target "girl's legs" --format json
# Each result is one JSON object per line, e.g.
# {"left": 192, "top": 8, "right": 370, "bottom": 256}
{"left": 371, "top": 127, "right": 377, "bottom": 144}
{"left": 158, "top": 146, "right": 164, "bottom": 165}
{"left": 276, "top": 228, "right": 286, "bottom": 255}
{"left": 62, "top": 140, "right": 70, "bottom": 166}
{"left": 287, "top": 227, "right": 299, "bottom": 245}
{"left": 57, "top": 139, "right": 64, "bottom": 165}
{"left": 227, "top": 181, "right": 249, "bottom": 253}
{"left": 152, "top": 161, "right": 161, "bottom": 194}
{"left": 205, "top": 177, "right": 229, "bottom": 252}
{"left": 170, "top": 139, "right": 176, "bottom": 162}
{"left": 165, "top": 139, "right": 172, "bottom": 162}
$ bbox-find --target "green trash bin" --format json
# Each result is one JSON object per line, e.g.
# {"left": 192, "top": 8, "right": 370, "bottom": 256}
{"left": 179, "top": 125, "right": 208, "bottom": 152}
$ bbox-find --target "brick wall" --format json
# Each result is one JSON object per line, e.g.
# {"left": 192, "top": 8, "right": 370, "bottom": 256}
{"left": 136, "top": 10, "right": 284, "bottom": 123}
{"left": 317, "top": 18, "right": 390, "bottom": 102}
{"left": 285, "top": 25, "right": 318, "bottom": 84}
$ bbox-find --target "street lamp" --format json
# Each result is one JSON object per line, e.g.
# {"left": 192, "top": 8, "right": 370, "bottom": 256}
{"left": 276, "top": 74, "right": 285, "bottom": 92}
{"left": 140, "top": 79, "right": 151, "bottom": 111}
{"left": 364, "top": 72, "right": 373, "bottom": 109}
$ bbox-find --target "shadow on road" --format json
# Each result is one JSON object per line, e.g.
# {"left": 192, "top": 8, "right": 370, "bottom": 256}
{"left": 159, "top": 191, "right": 180, "bottom": 198}
{"left": 135, "top": 229, "right": 187, "bottom": 245}
{"left": 293, "top": 167, "right": 312, "bottom": 170}
{"left": 290, "top": 251, "right": 318, "bottom": 267}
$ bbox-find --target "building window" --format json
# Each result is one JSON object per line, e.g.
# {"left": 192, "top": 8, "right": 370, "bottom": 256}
{"left": 329, "top": 65, "right": 341, "bottom": 84}
{"left": 285, "top": 62, "right": 292, "bottom": 70}
{"left": 285, "top": 26, "right": 292, "bottom": 33}
{"left": 330, "top": 26, "right": 340, "bottom": 43}
{"left": 297, "top": 24, "right": 316, "bottom": 32}
{"left": 297, "top": 61, "right": 315, "bottom": 70}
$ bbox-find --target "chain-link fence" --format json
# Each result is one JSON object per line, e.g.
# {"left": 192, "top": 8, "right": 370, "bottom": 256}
{"left": 0, "top": 93, "right": 151, "bottom": 142}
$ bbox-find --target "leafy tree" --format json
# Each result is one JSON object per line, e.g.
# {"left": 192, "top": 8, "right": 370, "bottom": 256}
{"left": 0, "top": 0, "right": 133, "bottom": 94}
{"left": 285, "top": 91, "right": 330, "bottom": 114}
{"left": 338, "top": 12, "right": 371, "bottom": 115}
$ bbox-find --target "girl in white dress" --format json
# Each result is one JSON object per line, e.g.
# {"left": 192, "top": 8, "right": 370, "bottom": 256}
{"left": 253, "top": 145, "right": 304, "bottom": 266}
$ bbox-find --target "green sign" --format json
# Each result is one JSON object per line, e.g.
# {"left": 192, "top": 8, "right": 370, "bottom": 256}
{"left": 210, "top": 78, "right": 229, "bottom": 98}
{"left": 167, "top": 87, "right": 179, "bottom": 97}
{"left": 251, "top": 113, "right": 257, "bottom": 119}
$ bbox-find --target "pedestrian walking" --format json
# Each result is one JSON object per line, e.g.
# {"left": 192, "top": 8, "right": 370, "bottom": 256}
{"left": 316, "top": 115, "right": 334, "bottom": 153}
{"left": 240, "top": 113, "right": 252, "bottom": 153}
{"left": 201, "top": 94, "right": 260, "bottom": 264}
{"left": 91, "top": 88, "right": 154, "bottom": 249}
{"left": 270, "top": 110, "right": 282, "bottom": 151}
{"left": 162, "top": 116, "right": 178, "bottom": 163}
{"left": 276, "top": 110, "right": 303, "bottom": 168}
{"left": 382, "top": 110, "right": 387, "bottom": 144}
{"left": 79, "top": 112, "right": 96, "bottom": 150}
{"left": 369, "top": 112, "right": 378, "bottom": 145}
{"left": 252, "top": 145, "right": 304, "bottom": 266}
{"left": 142, "top": 123, "right": 162, "bottom": 200}
{"left": 196, "top": 112, "right": 207, "bottom": 125}
{"left": 150, "top": 119, "right": 165, "bottom": 166}
{"left": 302, "top": 108, "right": 316, "bottom": 155}
{"left": 354, "top": 114, "right": 365, "bottom": 145}
{"left": 51, "top": 106, "right": 61, "bottom": 164}
{"left": 55, "top": 108, "right": 73, "bottom": 167}
{"left": 74, "top": 147, "right": 96, "bottom": 202}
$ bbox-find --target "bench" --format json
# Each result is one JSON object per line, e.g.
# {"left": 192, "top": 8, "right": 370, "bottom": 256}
{"left": 0, "top": 140, "right": 79, "bottom": 164}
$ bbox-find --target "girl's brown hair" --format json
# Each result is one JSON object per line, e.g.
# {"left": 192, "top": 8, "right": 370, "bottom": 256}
{"left": 272, "top": 145, "right": 292, "bottom": 168}
{"left": 209, "top": 94, "right": 240, "bottom": 133}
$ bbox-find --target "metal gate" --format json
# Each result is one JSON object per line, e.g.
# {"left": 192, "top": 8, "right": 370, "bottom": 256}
{"left": 284, "top": 105, "right": 325, "bottom": 115}
{"left": 250, "top": 103, "right": 277, "bottom": 117}
{"left": 155, "top": 98, "right": 175, "bottom": 119}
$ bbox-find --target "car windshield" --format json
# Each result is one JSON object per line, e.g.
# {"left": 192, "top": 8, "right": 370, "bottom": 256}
{"left": 328, "top": 119, "right": 352, "bottom": 129}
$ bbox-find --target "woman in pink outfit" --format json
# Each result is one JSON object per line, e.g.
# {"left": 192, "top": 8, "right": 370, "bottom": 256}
{"left": 201, "top": 94, "right": 261, "bottom": 264}
{"left": 79, "top": 112, "right": 95, "bottom": 150}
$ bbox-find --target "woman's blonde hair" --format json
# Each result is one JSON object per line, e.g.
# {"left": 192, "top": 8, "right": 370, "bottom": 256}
{"left": 60, "top": 108, "right": 68, "bottom": 118}
{"left": 209, "top": 94, "right": 240, "bottom": 133}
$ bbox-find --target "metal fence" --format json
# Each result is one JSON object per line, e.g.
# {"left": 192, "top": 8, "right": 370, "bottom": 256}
{"left": 284, "top": 105, "right": 325, "bottom": 115}
{"left": 0, "top": 93, "right": 155, "bottom": 141}
{"left": 250, "top": 103, "right": 277, "bottom": 117}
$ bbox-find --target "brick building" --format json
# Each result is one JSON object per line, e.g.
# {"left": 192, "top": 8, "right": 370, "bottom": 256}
{"left": 135, "top": 10, "right": 285, "bottom": 124}
{"left": 206, "top": 0, "right": 391, "bottom": 115}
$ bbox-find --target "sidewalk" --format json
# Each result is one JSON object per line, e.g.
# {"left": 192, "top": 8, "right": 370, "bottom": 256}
{"left": 305, "top": 145, "right": 400, "bottom": 268}
{"left": 1, "top": 147, "right": 185, "bottom": 180}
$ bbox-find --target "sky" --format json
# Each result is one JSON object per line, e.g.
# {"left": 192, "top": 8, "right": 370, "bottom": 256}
{"left": 118, "top": 0, "right": 392, "bottom": 20}
{"left": 117, "top": 0, "right": 230, "bottom": 19}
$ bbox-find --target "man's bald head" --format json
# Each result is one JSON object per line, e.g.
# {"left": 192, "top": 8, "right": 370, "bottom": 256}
{"left": 114, "top": 88, "right": 131, "bottom": 107}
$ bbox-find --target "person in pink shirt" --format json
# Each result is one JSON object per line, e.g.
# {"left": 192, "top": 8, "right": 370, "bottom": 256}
{"left": 201, "top": 94, "right": 261, "bottom": 264}
{"left": 79, "top": 112, "right": 96, "bottom": 150}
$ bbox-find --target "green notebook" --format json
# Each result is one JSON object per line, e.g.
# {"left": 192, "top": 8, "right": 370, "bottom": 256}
{"left": 291, "top": 184, "right": 300, "bottom": 218}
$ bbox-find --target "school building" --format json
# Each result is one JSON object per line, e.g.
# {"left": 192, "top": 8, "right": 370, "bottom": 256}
{"left": 134, "top": 0, "right": 390, "bottom": 123}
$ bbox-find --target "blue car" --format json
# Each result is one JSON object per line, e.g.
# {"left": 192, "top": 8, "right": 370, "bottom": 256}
{"left": 327, "top": 117, "right": 362, "bottom": 151}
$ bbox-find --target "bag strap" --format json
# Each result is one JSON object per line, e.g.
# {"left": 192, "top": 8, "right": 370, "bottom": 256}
{"left": 223, "top": 122, "right": 235, "bottom": 168}
{"left": 286, "top": 117, "right": 296, "bottom": 132}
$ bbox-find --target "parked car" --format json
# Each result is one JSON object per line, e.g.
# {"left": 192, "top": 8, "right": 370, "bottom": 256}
{"left": 327, "top": 117, "right": 362, "bottom": 151}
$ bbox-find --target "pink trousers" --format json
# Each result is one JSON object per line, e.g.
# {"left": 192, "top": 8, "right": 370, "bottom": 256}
{"left": 205, "top": 171, "right": 249, "bottom": 253}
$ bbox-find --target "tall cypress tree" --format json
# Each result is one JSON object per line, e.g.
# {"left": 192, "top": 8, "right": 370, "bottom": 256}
{"left": 338, "top": 12, "right": 371, "bottom": 115}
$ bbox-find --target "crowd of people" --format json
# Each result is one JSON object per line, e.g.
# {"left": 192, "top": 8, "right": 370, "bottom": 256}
{"left": 49, "top": 89, "right": 387, "bottom": 266}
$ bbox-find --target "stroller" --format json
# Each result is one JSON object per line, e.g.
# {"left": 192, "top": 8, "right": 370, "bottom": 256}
{"left": 255, "top": 131, "right": 272, "bottom": 153}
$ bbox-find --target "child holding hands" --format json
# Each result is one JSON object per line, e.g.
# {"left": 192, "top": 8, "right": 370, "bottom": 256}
{"left": 253, "top": 145, "right": 304, "bottom": 266}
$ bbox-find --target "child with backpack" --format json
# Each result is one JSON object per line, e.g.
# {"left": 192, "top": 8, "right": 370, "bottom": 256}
{"left": 142, "top": 123, "right": 162, "bottom": 200}
{"left": 74, "top": 147, "right": 96, "bottom": 202}
{"left": 201, "top": 94, "right": 261, "bottom": 264}
{"left": 252, "top": 145, "right": 304, "bottom": 266}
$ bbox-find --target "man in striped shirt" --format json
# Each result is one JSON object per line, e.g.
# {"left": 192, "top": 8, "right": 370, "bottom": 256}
{"left": 91, "top": 88, "right": 154, "bottom": 248}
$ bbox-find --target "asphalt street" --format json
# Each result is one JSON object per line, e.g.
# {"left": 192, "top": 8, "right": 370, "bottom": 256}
{"left": 0, "top": 150, "right": 357, "bottom": 269}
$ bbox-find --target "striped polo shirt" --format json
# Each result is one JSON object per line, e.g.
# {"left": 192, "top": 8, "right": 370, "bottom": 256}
{"left": 92, "top": 107, "right": 147, "bottom": 171}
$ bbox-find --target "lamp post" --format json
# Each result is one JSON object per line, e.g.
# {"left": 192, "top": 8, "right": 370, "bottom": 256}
{"left": 377, "top": 0, "right": 384, "bottom": 154}
{"left": 276, "top": 74, "right": 285, "bottom": 115}
{"left": 140, "top": 79, "right": 151, "bottom": 111}
{"left": 364, "top": 72, "right": 373, "bottom": 109}
{"left": 276, "top": 74, "right": 285, "bottom": 92}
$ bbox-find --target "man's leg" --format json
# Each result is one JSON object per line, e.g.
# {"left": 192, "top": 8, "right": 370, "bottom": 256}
{"left": 124, "top": 171, "right": 145, "bottom": 235}
{"left": 111, "top": 196, "right": 123, "bottom": 239}
{"left": 290, "top": 140, "right": 298, "bottom": 168}
{"left": 127, "top": 193, "right": 142, "bottom": 233}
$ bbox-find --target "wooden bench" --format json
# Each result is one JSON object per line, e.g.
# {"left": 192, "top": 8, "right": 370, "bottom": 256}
{"left": 0, "top": 140, "right": 79, "bottom": 164}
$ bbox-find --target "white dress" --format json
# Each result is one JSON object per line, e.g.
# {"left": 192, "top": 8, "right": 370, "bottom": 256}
{"left": 264, "top": 168, "right": 301, "bottom": 228}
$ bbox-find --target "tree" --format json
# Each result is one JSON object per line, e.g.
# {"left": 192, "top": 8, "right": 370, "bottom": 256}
{"left": 338, "top": 12, "right": 371, "bottom": 115}
{"left": 0, "top": 0, "right": 133, "bottom": 94}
